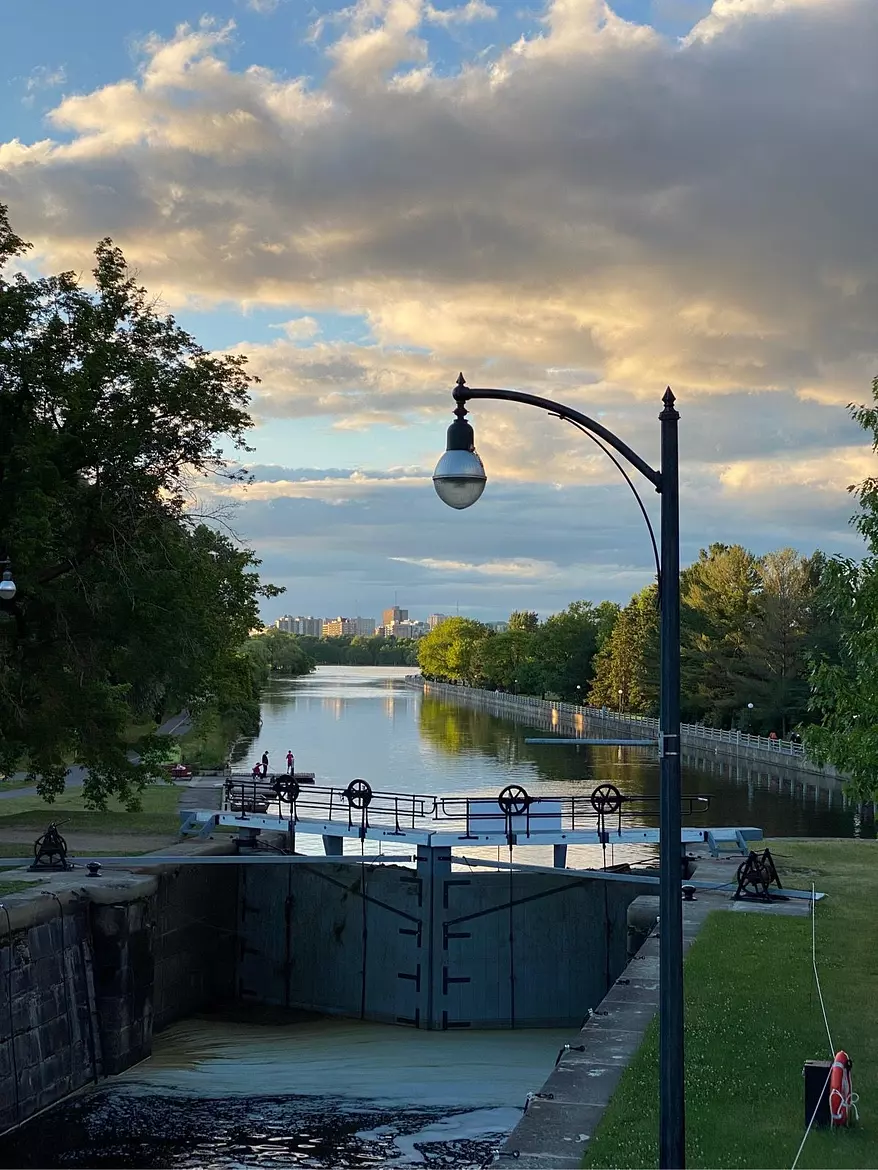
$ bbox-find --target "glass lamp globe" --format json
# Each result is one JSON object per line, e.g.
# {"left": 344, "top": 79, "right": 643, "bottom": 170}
{"left": 432, "top": 448, "right": 487, "bottom": 510}
{"left": 0, "top": 571, "right": 16, "bottom": 601}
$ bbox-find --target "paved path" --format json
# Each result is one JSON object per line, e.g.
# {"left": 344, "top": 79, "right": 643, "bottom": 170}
{"left": 0, "top": 711, "right": 192, "bottom": 801}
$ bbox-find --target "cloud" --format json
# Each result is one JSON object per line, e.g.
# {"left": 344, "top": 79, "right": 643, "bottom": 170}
{"left": 424, "top": 1, "right": 498, "bottom": 26}
{"left": 2, "top": 0, "right": 877, "bottom": 615}
{"left": 21, "top": 65, "right": 66, "bottom": 107}
{"left": 391, "top": 555, "right": 551, "bottom": 575}
{"left": 2, "top": 1, "right": 876, "bottom": 409}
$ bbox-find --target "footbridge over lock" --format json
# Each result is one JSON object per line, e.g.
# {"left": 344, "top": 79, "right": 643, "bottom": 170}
{"left": 177, "top": 778, "right": 763, "bottom": 1031}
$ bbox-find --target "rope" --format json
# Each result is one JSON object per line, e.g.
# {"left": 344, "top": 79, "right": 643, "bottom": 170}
{"left": 790, "top": 882, "right": 858, "bottom": 1169}
{"left": 791, "top": 1067, "right": 832, "bottom": 1170}
{"left": 811, "top": 882, "right": 834, "bottom": 1057}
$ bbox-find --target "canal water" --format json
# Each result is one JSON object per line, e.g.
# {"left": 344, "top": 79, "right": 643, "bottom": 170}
{"left": 5, "top": 667, "right": 860, "bottom": 1169}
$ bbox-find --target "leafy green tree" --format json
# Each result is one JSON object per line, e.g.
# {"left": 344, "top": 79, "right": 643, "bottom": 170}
{"left": 508, "top": 610, "right": 539, "bottom": 632}
{"left": 247, "top": 629, "right": 316, "bottom": 675}
{"left": 475, "top": 628, "right": 538, "bottom": 690}
{"left": 532, "top": 600, "right": 619, "bottom": 701}
{"left": 589, "top": 586, "right": 659, "bottom": 714}
{"left": 807, "top": 377, "right": 878, "bottom": 799}
{"left": 0, "top": 207, "right": 279, "bottom": 805}
{"left": 679, "top": 544, "right": 761, "bottom": 726}
{"left": 418, "top": 617, "right": 491, "bottom": 684}
{"left": 743, "top": 549, "right": 820, "bottom": 735}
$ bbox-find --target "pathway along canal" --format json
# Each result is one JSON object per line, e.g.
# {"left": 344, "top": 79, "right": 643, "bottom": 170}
{"left": 4, "top": 667, "right": 865, "bottom": 1170}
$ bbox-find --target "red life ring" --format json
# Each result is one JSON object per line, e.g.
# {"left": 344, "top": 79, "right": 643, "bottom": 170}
{"left": 829, "top": 1050, "right": 852, "bottom": 1126}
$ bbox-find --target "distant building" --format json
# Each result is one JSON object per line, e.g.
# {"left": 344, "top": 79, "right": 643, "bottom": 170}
{"left": 273, "top": 615, "right": 323, "bottom": 636}
{"left": 380, "top": 619, "right": 427, "bottom": 640}
{"left": 485, "top": 621, "right": 509, "bottom": 633}
{"left": 382, "top": 606, "right": 408, "bottom": 626}
{"left": 351, "top": 616, "right": 377, "bottom": 637}
{"left": 322, "top": 616, "right": 376, "bottom": 638}
{"left": 428, "top": 614, "right": 450, "bottom": 630}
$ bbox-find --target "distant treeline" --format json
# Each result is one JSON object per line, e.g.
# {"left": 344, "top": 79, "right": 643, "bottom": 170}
{"left": 288, "top": 634, "right": 420, "bottom": 666}
{"left": 418, "top": 546, "right": 839, "bottom": 738}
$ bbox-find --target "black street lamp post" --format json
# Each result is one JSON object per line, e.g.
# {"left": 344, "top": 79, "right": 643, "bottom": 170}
{"left": 433, "top": 374, "right": 684, "bottom": 1168}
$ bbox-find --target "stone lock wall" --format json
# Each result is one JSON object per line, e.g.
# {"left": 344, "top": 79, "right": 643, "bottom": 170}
{"left": 0, "top": 856, "right": 241, "bottom": 1137}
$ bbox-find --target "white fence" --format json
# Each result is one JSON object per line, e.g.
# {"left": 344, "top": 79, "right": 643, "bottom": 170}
{"left": 405, "top": 676, "right": 807, "bottom": 758}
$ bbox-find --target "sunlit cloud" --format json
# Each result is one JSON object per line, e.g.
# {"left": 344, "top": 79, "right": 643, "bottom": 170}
{"left": 2, "top": 0, "right": 877, "bottom": 617}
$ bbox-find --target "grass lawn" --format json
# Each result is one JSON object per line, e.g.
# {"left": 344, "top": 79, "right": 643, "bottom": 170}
{"left": 0, "top": 782, "right": 181, "bottom": 838}
{"left": 583, "top": 839, "right": 878, "bottom": 1169}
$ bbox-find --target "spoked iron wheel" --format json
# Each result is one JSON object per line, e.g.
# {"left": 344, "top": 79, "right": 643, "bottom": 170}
{"left": 345, "top": 778, "right": 374, "bottom": 809}
{"left": 590, "top": 783, "right": 623, "bottom": 817}
{"left": 273, "top": 778, "right": 301, "bottom": 805}
{"left": 497, "top": 784, "right": 531, "bottom": 816}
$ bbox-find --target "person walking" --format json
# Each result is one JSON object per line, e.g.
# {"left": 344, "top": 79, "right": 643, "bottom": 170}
{"left": 768, "top": 730, "right": 778, "bottom": 746}
{"left": 261, "top": 750, "right": 270, "bottom": 777}
{"left": 286, "top": 750, "right": 294, "bottom": 775}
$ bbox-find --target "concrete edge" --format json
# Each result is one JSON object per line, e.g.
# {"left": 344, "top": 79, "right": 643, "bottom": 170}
{"left": 0, "top": 834, "right": 262, "bottom": 932}
{"left": 493, "top": 896, "right": 715, "bottom": 1167}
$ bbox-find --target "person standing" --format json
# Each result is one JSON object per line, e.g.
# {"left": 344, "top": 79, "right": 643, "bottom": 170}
{"left": 286, "top": 750, "right": 294, "bottom": 775}
{"left": 261, "top": 750, "right": 270, "bottom": 777}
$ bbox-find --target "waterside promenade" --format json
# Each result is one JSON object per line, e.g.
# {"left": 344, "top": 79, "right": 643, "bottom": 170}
{"left": 406, "top": 676, "right": 846, "bottom": 783}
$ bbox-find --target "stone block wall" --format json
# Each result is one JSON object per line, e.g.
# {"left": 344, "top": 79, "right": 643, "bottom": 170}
{"left": 1, "top": 852, "right": 241, "bottom": 1137}
{"left": 0, "top": 894, "right": 103, "bottom": 1132}
{"left": 152, "top": 862, "right": 238, "bottom": 1030}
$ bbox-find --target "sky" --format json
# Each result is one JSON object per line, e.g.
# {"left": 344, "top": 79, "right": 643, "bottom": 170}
{"left": 1, "top": 0, "right": 876, "bottom": 623}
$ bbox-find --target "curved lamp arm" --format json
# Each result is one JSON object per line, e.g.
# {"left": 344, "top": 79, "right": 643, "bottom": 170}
{"left": 452, "top": 374, "right": 663, "bottom": 588}
{"left": 453, "top": 375, "right": 662, "bottom": 491}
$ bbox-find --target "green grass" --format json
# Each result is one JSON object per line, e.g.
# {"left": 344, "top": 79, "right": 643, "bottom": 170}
{"left": 583, "top": 839, "right": 878, "bottom": 1169}
{"left": 0, "top": 782, "right": 181, "bottom": 837}
{"left": 179, "top": 717, "right": 236, "bottom": 769}
{"left": 0, "top": 880, "right": 46, "bottom": 897}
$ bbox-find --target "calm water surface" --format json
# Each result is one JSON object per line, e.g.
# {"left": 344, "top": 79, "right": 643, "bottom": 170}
{"left": 229, "top": 665, "right": 860, "bottom": 867}
{"left": 8, "top": 667, "right": 859, "bottom": 1169}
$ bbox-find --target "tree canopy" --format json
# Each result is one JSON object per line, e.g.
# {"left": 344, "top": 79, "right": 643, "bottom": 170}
{"left": 806, "top": 376, "right": 878, "bottom": 799}
{"left": 0, "top": 206, "right": 280, "bottom": 806}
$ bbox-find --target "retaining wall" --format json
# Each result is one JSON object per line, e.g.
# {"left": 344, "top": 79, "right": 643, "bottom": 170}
{"left": 0, "top": 855, "right": 240, "bottom": 1135}
{"left": 237, "top": 857, "right": 641, "bottom": 1029}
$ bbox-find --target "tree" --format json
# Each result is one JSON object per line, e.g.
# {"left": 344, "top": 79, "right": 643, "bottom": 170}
{"left": 417, "top": 617, "right": 491, "bottom": 684}
{"left": 806, "top": 375, "right": 878, "bottom": 799}
{"left": 589, "top": 586, "right": 659, "bottom": 714}
{"left": 531, "top": 600, "right": 619, "bottom": 701}
{"left": 248, "top": 630, "right": 316, "bottom": 675}
{"left": 743, "top": 549, "right": 820, "bottom": 735}
{"left": 679, "top": 544, "right": 762, "bottom": 726}
{"left": 475, "top": 628, "right": 538, "bottom": 691}
{"left": 508, "top": 610, "right": 539, "bottom": 632}
{"left": 0, "top": 206, "right": 280, "bottom": 806}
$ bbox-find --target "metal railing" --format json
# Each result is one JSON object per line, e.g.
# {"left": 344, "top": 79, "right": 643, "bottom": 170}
{"left": 406, "top": 676, "right": 806, "bottom": 757}
{"left": 223, "top": 775, "right": 436, "bottom": 833}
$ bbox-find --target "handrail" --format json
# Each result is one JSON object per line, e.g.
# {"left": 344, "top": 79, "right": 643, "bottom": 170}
{"left": 405, "top": 675, "right": 806, "bottom": 757}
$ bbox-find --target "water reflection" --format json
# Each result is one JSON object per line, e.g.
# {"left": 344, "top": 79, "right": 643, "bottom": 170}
{"left": 234, "top": 667, "right": 859, "bottom": 848}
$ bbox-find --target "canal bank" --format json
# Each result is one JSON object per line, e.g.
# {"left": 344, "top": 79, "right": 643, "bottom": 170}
{"left": 1, "top": 668, "right": 865, "bottom": 1165}
{"left": 408, "top": 677, "right": 847, "bottom": 787}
